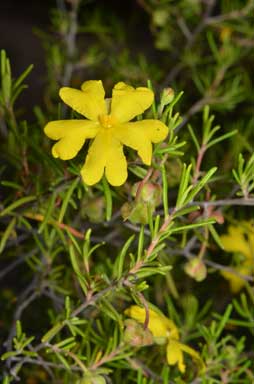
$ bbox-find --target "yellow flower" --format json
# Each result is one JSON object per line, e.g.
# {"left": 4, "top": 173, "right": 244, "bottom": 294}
{"left": 220, "top": 222, "right": 254, "bottom": 293}
{"left": 125, "top": 304, "right": 179, "bottom": 340}
{"left": 125, "top": 305, "right": 204, "bottom": 373}
{"left": 221, "top": 266, "right": 250, "bottom": 293}
{"left": 44, "top": 81, "right": 168, "bottom": 186}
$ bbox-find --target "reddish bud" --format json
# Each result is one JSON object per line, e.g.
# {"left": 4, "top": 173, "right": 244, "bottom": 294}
{"left": 184, "top": 258, "right": 207, "bottom": 282}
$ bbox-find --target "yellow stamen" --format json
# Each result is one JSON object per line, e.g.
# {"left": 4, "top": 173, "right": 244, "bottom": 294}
{"left": 99, "top": 114, "right": 115, "bottom": 129}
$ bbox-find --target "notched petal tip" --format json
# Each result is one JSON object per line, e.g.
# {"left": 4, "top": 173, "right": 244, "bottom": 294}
{"left": 111, "top": 82, "right": 154, "bottom": 123}
{"left": 59, "top": 84, "right": 107, "bottom": 121}
{"left": 51, "top": 140, "right": 80, "bottom": 160}
{"left": 52, "top": 145, "right": 59, "bottom": 158}
{"left": 81, "top": 79, "right": 104, "bottom": 92}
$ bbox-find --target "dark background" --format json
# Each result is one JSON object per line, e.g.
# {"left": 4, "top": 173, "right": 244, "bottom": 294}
{"left": 0, "top": 0, "right": 150, "bottom": 113}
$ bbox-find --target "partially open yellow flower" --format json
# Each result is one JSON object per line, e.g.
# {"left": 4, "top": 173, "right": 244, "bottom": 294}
{"left": 220, "top": 222, "right": 254, "bottom": 293}
{"left": 125, "top": 305, "right": 204, "bottom": 373}
{"left": 44, "top": 81, "right": 168, "bottom": 186}
{"left": 125, "top": 304, "right": 179, "bottom": 340}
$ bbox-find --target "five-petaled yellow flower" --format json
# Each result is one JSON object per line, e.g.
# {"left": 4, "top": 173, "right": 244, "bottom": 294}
{"left": 125, "top": 305, "right": 204, "bottom": 373}
{"left": 44, "top": 81, "right": 168, "bottom": 186}
{"left": 220, "top": 221, "right": 254, "bottom": 293}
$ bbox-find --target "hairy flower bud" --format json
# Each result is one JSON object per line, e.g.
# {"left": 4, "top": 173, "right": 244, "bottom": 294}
{"left": 124, "top": 319, "right": 153, "bottom": 346}
{"left": 160, "top": 87, "right": 175, "bottom": 107}
{"left": 166, "top": 158, "right": 182, "bottom": 187}
{"left": 81, "top": 196, "right": 105, "bottom": 223}
{"left": 77, "top": 374, "right": 106, "bottom": 384}
{"left": 184, "top": 258, "right": 207, "bottom": 282}
{"left": 132, "top": 182, "right": 161, "bottom": 206}
{"left": 121, "top": 182, "right": 161, "bottom": 224}
{"left": 121, "top": 201, "right": 149, "bottom": 224}
{"left": 153, "top": 9, "right": 169, "bottom": 27}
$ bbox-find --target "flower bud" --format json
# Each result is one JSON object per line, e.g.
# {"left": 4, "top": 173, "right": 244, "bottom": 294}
{"left": 77, "top": 374, "right": 106, "bottom": 384}
{"left": 132, "top": 182, "right": 161, "bottom": 207}
{"left": 219, "top": 27, "right": 232, "bottom": 43}
{"left": 124, "top": 319, "right": 153, "bottom": 347}
{"left": 121, "top": 201, "right": 149, "bottom": 224}
{"left": 212, "top": 210, "right": 224, "bottom": 224}
{"left": 184, "top": 258, "right": 207, "bottom": 282}
{"left": 81, "top": 196, "right": 105, "bottom": 223}
{"left": 122, "top": 183, "right": 161, "bottom": 224}
{"left": 166, "top": 158, "right": 182, "bottom": 187}
{"left": 153, "top": 9, "right": 169, "bottom": 27}
{"left": 160, "top": 87, "right": 175, "bottom": 108}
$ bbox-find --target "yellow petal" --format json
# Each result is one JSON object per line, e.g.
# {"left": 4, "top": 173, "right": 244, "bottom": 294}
{"left": 221, "top": 226, "right": 251, "bottom": 257}
{"left": 114, "top": 120, "right": 168, "bottom": 164}
{"left": 178, "top": 342, "right": 205, "bottom": 373}
{"left": 59, "top": 80, "right": 107, "bottom": 121}
{"left": 111, "top": 82, "right": 154, "bottom": 123}
{"left": 81, "top": 131, "right": 107, "bottom": 185}
{"left": 124, "top": 306, "right": 179, "bottom": 339}
{"left": 221, "top": 266, "right": 250, "bottom": 293}
{"left": 166, "top": 340, "right": 185, "bottom": 373}
{"left": 44, "top": 120, "right": 99, "bottom": 160}
{"left": 105, "top": 138, "right": 127, "bottom": 186}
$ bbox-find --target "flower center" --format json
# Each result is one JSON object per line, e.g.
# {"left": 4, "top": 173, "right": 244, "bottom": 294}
{"left": 99, "top": 114, "right": 115, "bottom": 129}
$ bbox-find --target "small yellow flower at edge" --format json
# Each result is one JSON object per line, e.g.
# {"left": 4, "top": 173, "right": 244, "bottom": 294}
{"left": 125, "top": 305, "right": 205, "bottom": 374}
{"left": 44, "top": 81, "right": 168, "bottom": 186}
{"left": 220, "top": 222, "right": 254, "bottom": 293}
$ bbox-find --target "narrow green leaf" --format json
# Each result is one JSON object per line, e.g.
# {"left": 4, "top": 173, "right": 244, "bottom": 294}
{"left": 161, "top": 165, "right": 169, "bottom": 218}
{"left": 153, "top": 215, "right": 161, "bottom": 238}
{"left": 187, "top": 124, "right": 200, "bottom": 151}
{"left": 215, "top": 304, "right": 233, "bottom": 339}
{"left": 12, "top": 64, "right": 33, "bottom": 91}
{"left": 0, "top": 217, "right": 16, "bottom": 253}
{"left": 171, "top": 218, "right": 216, "bottom": 233}
{"left": 206, "top": 129, "right": 238, "bottom": 149}
{"left": 208, "top": 224, "right": 224, "bottom": 250}
{"left": 0, "top": 196, "right": 36, "bottom": 217}
{"left": 58, "top": 177, "right": 79, "bottom": 223}
{"left": 69, "top": 245, "right": 88, "bottom": 294}
{"left": 114, "top": 235, "right": 135, "bottom": 279}
{"left": 55, "top": 352, "right": 71, "bottom": 371}
{"left": 38, "top": 191, "right": 57, "bottom": 233}
{"left": 102, "top": 176, "right": 112, "bottom": 221}
{"left": 41, "top": 322, "right": 63, "bottom": 343}
{"left": 137, "top": 225, "right": 145, "bottom": 261}
{"left": 65, "top": 296, "right": 71, "bottom": 319}
{"left": 1, "top": 180, "right": 22, "bottom": 190}
{"left": 173, "top": 205, "right": 200, "bottom": 218}
{"left": 16, "top": 320, "right": 22, "bottom": 339}
{"left": 1, "top": 351, "right": 18, "bottom": 361}
{"left": 55, "top": 337, "right": 76, "bottom": 349}
{"left": 176, "top": 163, "right": 192, "bottom": 208}
{"left": 185, "top": 167, "right": 217, "bottom": 203}
{"left": 20, "top": 336, "right": 35, "bottom": 350}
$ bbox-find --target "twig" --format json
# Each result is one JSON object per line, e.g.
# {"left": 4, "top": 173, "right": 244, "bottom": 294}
{"left": 161, "top": 0, "right": 216, "bottom": 87}
{"left": 90, "top": 344, "right": 125, "bottom": 371}
{"left": 8, "top": 355, "right": 82, "bottom": 372}
{"left": 126, "top": 357, "right": 166, "bottom": 383}
{"left": 61, "top": 0, "right": 80, "bottom": 87}
{"left": 205, "top": 259, "right": 254, "bottom": 282}
{"left": 193, "top": 144, "right": 207, "bottom": 184}
{"left": 169, "top": 237, "right": 254, "bottom": 283}
{"left": 0, "top": 249, "right": 38, "bottom": 281}
{"left": 189, "top": 197, "right": 254, "bottom": 207}
{"left": 205, "top": 1, "right": 254, "bottom": 25}
{"left": 4, "top": 278, "right": 41, "bottom": 353}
